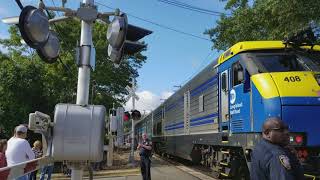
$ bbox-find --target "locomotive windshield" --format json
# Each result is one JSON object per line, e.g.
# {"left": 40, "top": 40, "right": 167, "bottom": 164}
{"left": 242, "top": 51, "right": 320, "bottom": 74}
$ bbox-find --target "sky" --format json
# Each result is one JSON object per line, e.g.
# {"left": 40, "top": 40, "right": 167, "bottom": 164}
{"left": 0, "top": 0, "right": 227, "bottom": 112}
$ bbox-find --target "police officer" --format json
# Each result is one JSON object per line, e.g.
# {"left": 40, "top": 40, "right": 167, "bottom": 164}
{"left": 251, "top": 117, "right": 304, "bottom": 180}
{"left": 137, "top": 133, "right": 152, "bottom": 180}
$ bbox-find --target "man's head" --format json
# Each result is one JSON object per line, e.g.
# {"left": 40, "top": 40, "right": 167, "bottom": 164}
{"left": 262, "top": 117, "right": 290, "bottom": 146}
{"left": 15, "top": 125, "right": 28, "bottom": 139}
{"left": 142, "top": 133, "right": 147, "bottom": 141}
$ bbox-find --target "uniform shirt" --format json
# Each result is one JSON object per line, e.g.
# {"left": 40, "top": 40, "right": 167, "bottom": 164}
{"left": 251, "top": 139, "right": 304, "bottom": 180}
{"left": 5, "top": 137, "right": 35, "bottom": 166}
{"left": 139, "top": 139, "right": 152, "bottom": 158}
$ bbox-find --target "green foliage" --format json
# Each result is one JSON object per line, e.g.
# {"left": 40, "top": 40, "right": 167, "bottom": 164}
{"left": 206, "top": 0, "right": 320, "bottom": 50}
{"left": 0, "top": 20, "right": 146, "bottom": 137}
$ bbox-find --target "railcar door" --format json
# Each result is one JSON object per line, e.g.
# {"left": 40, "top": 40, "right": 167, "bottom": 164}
{"left": 229, "top": 61, "right": 251, "bottom": 132}
{"left": 219, "top": 69, "right": 230, "bottom": 132}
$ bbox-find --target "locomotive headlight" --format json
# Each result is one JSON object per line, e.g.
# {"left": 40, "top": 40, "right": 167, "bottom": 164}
{"left": 314, "top": 74, "right": 320, "bottom": 85}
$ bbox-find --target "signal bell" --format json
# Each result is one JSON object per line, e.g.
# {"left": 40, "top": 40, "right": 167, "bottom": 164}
{"left": 18, "top": 6, "right": 60, "bottom": 63}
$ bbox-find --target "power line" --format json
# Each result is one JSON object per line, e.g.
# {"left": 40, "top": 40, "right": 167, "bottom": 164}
{"left": 95, "top": 1, "right": 211, "bottom": 42}
{"left": 158, "top": 0, "right": 227, "bottom": 16}
{"left": 14, "top": 0, "right": 23, "bottom": 10}
{"left": 43, "top": 4, "right": 75, "bottom": 76}
{"left": 49, "top": 0, "right": 61, "bottom": 16}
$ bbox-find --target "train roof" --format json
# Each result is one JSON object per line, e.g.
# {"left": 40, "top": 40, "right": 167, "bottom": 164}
{"left": 217, "top": 41, "right": 320, "bottom": 65}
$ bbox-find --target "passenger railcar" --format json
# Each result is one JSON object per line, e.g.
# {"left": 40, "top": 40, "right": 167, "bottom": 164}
{"left": 135, "top": 40, "right": 320, "bottom": 179}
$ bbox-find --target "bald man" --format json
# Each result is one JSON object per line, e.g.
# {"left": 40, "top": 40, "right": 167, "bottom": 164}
{"left": 251, "top": 117, "right": 304, "bottom": 180}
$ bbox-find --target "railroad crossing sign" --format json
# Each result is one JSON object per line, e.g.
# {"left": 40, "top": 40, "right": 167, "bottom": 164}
{"left": 125, "top": 81, "right": 139, "bottom": 103}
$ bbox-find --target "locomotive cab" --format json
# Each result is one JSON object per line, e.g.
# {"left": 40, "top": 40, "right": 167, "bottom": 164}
{"left": 219, "top": 43, "right": 320, "bottom": 177}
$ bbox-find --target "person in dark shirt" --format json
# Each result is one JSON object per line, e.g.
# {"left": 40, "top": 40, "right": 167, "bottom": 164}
{"left": 251, "top": 117, "right": 305, "bottom": 180}
{"left": 137, "top": 133, "right": 152, "bottom": 180}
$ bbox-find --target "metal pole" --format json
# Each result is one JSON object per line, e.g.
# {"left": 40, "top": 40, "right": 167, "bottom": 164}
{"left": 73, "top": 0, "right": 94, "bottom": 179}
{"left": 129, "top": 79, "right": 136, "bottom": 164}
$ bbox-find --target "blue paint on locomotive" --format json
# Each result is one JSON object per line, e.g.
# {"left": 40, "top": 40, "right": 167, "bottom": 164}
{"left": 282, "top": 99, "right": 320, "bottom": 146}
{"left": 281, "top": 97, "right": 320, "bottom": 105}
{"left": 230, "top": 84, "right": 250, "bottom": 132}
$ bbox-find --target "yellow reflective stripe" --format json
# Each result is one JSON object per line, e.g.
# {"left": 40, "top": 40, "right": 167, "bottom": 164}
{"left": 217, "top": 41, "right": 320, "bottom": 65}
{"left": 251, "top": 73, "right": 279, "bottom": 99}
{"left": 304, "top": 174, "right": 316, "bottom": 180}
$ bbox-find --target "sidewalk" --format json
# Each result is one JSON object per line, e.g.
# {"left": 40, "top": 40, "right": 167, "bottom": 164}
{"left": 47, "top": 168, "right": 141, "bottom": 180}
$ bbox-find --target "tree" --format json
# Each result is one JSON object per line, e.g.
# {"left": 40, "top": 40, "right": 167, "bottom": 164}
{"left": 205, "top": 0, "right": 320, "bottom": 50}
{"left": 0, "top": 19, "right": 147, "bottom": 138}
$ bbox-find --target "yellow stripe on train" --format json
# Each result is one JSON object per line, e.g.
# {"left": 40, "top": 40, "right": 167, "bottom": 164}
{"left": 252, "top": 72, "right": 320, "bottom": 99}
{"left": 217, "top": 41, "right": 320, "bottom": 65}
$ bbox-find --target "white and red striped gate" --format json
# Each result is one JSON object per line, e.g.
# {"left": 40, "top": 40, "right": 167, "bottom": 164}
{"left": 0, "top": 156, "right": 52, "bottom": 179}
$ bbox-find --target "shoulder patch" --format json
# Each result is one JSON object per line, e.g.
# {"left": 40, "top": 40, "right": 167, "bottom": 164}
{"left": 279, "top": 155, "right": 291, "bottom": 170}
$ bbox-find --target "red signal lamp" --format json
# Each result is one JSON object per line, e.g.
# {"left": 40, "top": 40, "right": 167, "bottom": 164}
{"left": 123, "top": 111, "right": 130, "bottom": 121}
{"left": 295, "top": 135, "right": 303, "bottom": 144}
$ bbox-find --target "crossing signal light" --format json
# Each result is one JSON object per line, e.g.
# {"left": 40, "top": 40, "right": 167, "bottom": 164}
{"left": 131, "top": 110, "right": 141, "bottom": 121}
{"left": 107, "top": 13, "right": 152, "bottom": 65}
{"left": 123, "top": 111, "right": 130, "bottom": 121}
{"left": 18, "top": 6, "right": 60, "bottom": 63}
{"left": 19, "top": 6, "right": 49, "bottom": 48}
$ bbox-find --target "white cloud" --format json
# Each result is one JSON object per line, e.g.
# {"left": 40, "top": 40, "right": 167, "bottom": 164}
{"left": 160, "top": 91, "right": 174, "bottom": 99}
{"left": 124, "top": 90, "right": 174, "bottom": 114}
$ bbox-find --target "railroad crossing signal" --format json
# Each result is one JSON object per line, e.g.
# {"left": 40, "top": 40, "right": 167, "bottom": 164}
{"left": 18, "top": 6, "right": 60, "bottom": 63}
{"left": 107, "top": 13, "right": 152, "bottom": 64}
{"left": 125, "top": 85, "right": 139, "bottom": 102}
{"left": 2, "top": 5, "right": 60, "bottom": 63}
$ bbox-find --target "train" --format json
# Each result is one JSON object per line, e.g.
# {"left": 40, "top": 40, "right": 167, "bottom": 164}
{"left": 135, "top": 38, "right": 320, "bottom": 179}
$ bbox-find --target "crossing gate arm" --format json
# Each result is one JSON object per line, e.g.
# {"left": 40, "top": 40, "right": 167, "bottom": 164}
{"left": 0, "top": 156, "right": 52, "bottom": 179}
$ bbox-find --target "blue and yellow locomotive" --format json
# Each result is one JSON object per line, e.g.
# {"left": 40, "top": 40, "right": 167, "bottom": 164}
{"left": 135, "top": 39, "right": 320, "bottom": 179}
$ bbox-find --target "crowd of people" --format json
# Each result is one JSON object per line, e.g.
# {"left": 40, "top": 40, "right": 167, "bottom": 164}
{"left": 0, "top": 125, "right": 54, "bottom": 180}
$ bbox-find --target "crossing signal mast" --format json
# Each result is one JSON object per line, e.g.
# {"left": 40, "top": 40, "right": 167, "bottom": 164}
{"left": 1, "top": 0, "right": 152, "bottom": 179}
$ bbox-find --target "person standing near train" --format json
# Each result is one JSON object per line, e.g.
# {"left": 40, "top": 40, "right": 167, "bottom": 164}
{"left": 137, "top": 133, "right": 152, "bottom": 180}
{"left": 251, "top": 117, "right": 304, "bottom": 180}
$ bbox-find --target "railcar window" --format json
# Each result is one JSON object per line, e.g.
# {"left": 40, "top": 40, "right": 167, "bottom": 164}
{"left": 243, "top": 52, "right": 320, "bottom": 73}
{"left": 256, "top": 54, "right": 306, "bottom": 72}
{"left": 232, "top": 62, "right": 244, "bottom": 86}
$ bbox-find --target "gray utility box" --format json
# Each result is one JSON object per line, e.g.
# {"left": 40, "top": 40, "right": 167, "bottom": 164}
{"left": 52, "top": 104, "right": 106, "bottom": 161}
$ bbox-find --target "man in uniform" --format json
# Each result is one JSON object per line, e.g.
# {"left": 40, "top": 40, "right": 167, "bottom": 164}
{"left": 137, "top": 133, "right": 152, "bottom": 180}
{"left": 251, "top": 117, "right": 305, "bottom": 180}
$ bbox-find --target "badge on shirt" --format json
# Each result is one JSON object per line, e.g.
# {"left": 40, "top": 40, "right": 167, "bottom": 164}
{"left": 279, "top": 155, "right": 291, "bottom": 170}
